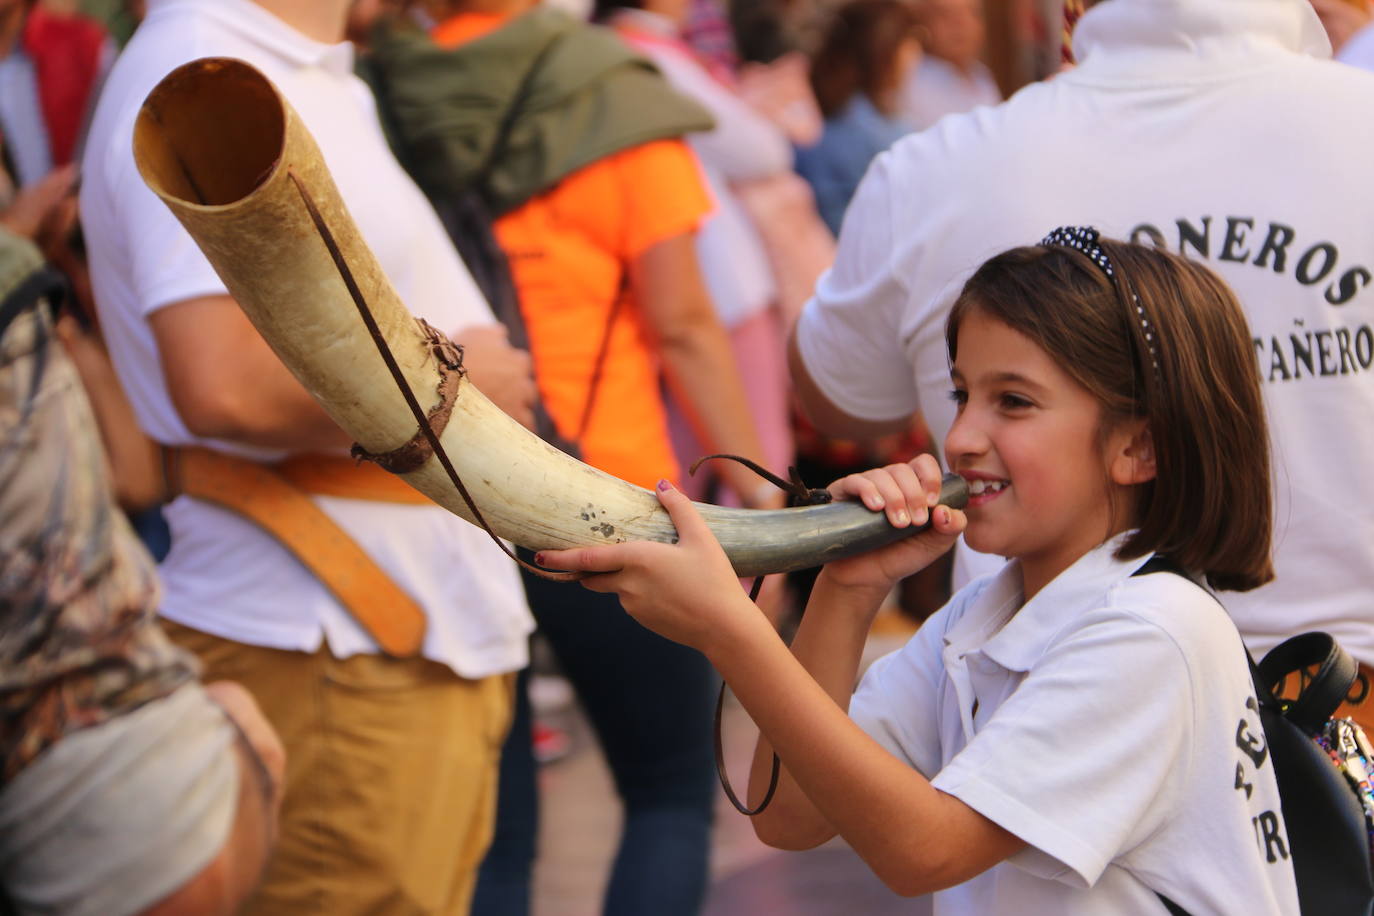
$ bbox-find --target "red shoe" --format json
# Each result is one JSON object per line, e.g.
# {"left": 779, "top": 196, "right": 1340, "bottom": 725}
{"left": 532, "top": 720, "right": 572, "bottom": 764}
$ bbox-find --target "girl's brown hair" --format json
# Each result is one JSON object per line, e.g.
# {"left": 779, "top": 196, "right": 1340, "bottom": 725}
{"left": 810, "top": 0, "right": 922, "bottom": 118}
{"left": 946, "top": 238, "right": 1274, "bottom": 592}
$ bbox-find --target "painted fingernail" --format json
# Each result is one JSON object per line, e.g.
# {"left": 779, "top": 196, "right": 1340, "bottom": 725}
{"left": 534, "top": 552, "right": 546, "bottom": 565}
{"left": 657, "top": 479, "right": 673, "bottom": 492}
{"left": 937, "top": 507, "right": 950, "bottom": 525}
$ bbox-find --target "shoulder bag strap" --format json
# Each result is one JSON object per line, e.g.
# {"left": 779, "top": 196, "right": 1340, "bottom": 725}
{"left": 1256, "top": 631, "right": 1358, "bottom": 736}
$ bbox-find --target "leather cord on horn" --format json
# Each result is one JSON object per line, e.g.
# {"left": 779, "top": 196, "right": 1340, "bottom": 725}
{"left": 695, "top": 455, "right": 833, "bottom": 816}
{"left": 288, "top": 170, "right": 579, "bottom": 583}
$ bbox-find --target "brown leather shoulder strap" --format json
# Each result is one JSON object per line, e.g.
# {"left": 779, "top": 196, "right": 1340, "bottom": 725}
{"left": 162, "top": 446, "right": 427, "bottom": 657}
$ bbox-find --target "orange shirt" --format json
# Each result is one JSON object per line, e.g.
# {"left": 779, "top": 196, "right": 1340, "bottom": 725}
{"left": 432, "top": 15, "right": 714, "bottom": 488}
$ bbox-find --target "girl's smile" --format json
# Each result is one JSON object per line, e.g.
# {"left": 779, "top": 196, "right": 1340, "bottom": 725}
{"left": 960, "top": 470, "right": 1010, "bottom": 507}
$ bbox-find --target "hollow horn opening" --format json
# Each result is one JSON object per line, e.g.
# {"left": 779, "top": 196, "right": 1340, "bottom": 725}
{"left": 134, "top": 57, "right": 286, "bottom": 208}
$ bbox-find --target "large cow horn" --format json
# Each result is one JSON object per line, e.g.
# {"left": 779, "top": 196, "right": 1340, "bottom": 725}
{"left": 133, "top": 57, "right": 966, "bottom": 578}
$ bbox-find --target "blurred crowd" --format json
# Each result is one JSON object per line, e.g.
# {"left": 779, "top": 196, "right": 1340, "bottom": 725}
{"left": 1, "top": 0, "right": 1371, "bottom": 913}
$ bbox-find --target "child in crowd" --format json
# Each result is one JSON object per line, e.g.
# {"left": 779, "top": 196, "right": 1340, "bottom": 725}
{"left": 540, "top": 230, "right": 1300, "bottom": 913}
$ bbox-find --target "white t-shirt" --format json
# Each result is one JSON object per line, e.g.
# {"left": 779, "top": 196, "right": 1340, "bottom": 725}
{"left": 851, "top": 540, "right": 1299, "bottom": 914}
{"left": 796, "top": 0, "right": 1374, "bottom": 662}
{"left": 898, "top": 55, "right": 1002, "bottom": 132}
{"left": 80, "top": 0, "right": 532, "bottom": 678}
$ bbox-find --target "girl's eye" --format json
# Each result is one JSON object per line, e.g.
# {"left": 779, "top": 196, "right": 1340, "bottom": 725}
{"left": 947, "top": 388, "right": 968, "bottom": 407}
{"left": 999, "top": 393, "right": 1034, "bottom": 410}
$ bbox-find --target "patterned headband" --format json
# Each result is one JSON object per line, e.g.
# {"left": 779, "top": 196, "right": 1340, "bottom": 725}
{"left": 1039, "top": 226, "right": 1159, "bottom": 372}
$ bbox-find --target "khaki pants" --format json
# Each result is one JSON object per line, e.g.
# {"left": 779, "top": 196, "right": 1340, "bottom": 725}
{"left": 164, "top": 619, "right": 513, "bottom": 916}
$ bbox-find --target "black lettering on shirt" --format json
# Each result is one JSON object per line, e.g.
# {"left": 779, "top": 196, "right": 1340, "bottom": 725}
{"left": 1253, "top": 222, "right": 1296, "bottom": 273}
{"left": 1235, "top": 761, "right": 1254, "bottom": 800}
{"left": 1219, "top": 217, "right": 1254, "bottom": 263}
{"left": 1236, "top": 696, "right": 1268, "bottom": 768}
{"left": 1296, "top": 242, "right": 1339, "bottom": 286}
{"left": 1178, "top": 216, "right": 1212, "bottom": 259}
{"left": 1253, "top": 810, "right": 1290, "bottom": 863}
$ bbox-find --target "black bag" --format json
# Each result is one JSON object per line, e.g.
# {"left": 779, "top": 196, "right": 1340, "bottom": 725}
{"left": 1137, "top": 560, "right": 1374, "bottom": 915}
{"left": 1245, "top": 633, "right": 1374, "bottom": 915}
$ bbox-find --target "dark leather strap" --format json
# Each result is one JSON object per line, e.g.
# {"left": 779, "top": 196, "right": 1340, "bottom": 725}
{"left": 710, "top": 466, "right": 835, "bottom": 816}
{"left": 1256, "top": 632, "right": 1358, "bottom": 737}
{"left": 0, "top": 265, "right": 65, "bottom": 341}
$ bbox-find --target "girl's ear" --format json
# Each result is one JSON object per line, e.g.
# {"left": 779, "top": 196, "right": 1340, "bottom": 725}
{"left": 1108, "top": 419, "right": 1157, "bottom": 487}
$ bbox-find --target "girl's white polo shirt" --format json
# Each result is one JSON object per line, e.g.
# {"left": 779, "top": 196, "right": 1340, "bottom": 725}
{"left": 850, "top": 539, "right": 1299, "bottom": 914}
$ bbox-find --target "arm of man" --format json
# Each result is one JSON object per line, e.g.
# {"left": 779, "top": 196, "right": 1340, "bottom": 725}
{"left": 632, "top": 233, "right": 783, "bottom": 508}
{"left": 152, "top": 298, "right": 538, "bottom": 446}
{"left": 151, "top": 295, "right": 353, "bottom": 449}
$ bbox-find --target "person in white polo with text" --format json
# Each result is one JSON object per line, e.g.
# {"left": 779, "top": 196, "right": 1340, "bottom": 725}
{"left": 791, "top": 0, "right": 1374, "bottom": 729}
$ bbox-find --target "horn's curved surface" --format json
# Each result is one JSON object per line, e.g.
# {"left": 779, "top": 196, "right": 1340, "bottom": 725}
{"left": 134, "top": 57, "right": 966, "bottom": 578}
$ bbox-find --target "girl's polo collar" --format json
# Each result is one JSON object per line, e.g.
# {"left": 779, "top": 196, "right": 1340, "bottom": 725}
{"left": 943, "top": 535, "right": 1156, "bottom": 674}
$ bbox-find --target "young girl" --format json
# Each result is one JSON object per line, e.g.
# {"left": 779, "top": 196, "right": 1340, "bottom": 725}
{"left": 539, "top": 229, "right": 1299, "bottom": 913}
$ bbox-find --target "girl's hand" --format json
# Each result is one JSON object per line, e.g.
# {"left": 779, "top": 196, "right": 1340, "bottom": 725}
{"left": 536, "top": 480, "right": 758, "bottom": 654}
{"left": 821, "top": 454, "right": 967, "bottom": 593}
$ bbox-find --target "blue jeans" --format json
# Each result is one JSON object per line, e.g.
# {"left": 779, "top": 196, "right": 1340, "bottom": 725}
{"left": 472, "top": 553, "right": 718, "bottom": 916}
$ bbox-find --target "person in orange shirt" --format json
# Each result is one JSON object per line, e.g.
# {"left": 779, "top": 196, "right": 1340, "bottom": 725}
{"left": 360, "top": 3, "right": 783, "bottom": 913}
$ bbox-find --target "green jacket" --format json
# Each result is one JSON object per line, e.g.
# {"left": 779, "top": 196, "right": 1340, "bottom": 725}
{"left": 360, "top": 8, "right": 714, "bottom": 216}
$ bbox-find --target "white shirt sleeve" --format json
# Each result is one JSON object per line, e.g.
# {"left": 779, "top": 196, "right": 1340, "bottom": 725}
{"left": 930, "top": 609, "right": 1194, "bottom": 888}
{"left": 794, "top": 150, "right": 921, "bottom": 422}
{"left": 107, "top": 129, "right": 228, "bottom": 318}
{"left": 850, "top": 617, "right": 950, "bottom": 780}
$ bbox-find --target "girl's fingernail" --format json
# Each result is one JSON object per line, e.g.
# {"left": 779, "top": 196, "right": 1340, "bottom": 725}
{"left": 867, "top": 495, "right": 885, "bottom": 509}
{"left": 534, "top": 552, "right": 546, "bottom": 565}
{"left": 657, "top": 479, "right": 673, "bottom": 492}
{"left": 937, "top": 507, "right": 950, "bottom": 525}
{"left": 894, "top": 510, "right": 909, "bottom": 526}
{"left": 927, "top": 491, "right": 940, "bottom": 506}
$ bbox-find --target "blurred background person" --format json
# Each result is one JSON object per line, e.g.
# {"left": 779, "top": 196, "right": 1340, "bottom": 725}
{"left": 794, "top": 0, "right": 923, "bottom": 236}
{"left": 599, "top": 0, "right": 802, "bottom": 516}
{"left": 0, "top": 0, "right": 169, "bottom": 558}
{"left": 0, "top": 222, "right": 283, "bottom": 916}
{"left": 899, "top": 0, "right": 1001, "bottom": 130}
{"left": 0, "top": 0, "right": 113, "bottom": 192}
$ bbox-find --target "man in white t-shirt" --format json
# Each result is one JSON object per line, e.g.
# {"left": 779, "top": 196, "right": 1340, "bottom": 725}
{"left": 80, "top": 0, "right": 538, "bottom": 910}
{"left": 793, "top": 0, "right": 1374, "bottom": 678}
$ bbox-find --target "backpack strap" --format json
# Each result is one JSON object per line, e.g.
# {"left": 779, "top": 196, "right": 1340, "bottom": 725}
{"left": 1128, "top": 556, "right": 1221, "bottom": 916}
{"left": 0, "top": 265, "right": 66, "bottom": 341}
{"left": 1255, "top": 632, "right": 1358, "bottom": 737}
